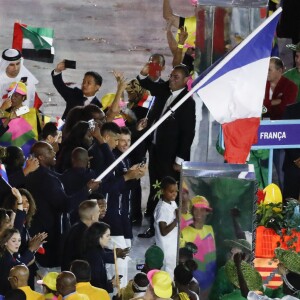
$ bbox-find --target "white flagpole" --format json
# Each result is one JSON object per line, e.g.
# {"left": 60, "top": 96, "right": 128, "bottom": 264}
{"left": 95, "top": 8, "right": 282, "bottom": 182}
{"left": 145, "top": 96, "right": 155, "bottom": 119}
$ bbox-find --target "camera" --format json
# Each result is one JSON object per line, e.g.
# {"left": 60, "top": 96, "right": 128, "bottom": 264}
{"left": 64, "top": 59, "right": 76, "bottom": 69}
{"left": 148, "top": 62, "right": 162, "bottom": 78}
{"left": 136, "top": 263, "right": 145, "bottom": 271}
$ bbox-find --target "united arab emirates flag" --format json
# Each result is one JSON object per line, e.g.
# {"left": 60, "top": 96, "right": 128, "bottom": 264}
{"left": 12, "top": 23, "right": 54, "bottom": 63}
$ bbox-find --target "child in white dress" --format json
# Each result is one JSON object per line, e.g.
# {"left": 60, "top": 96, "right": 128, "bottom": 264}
{"left": 154, "top": 176, "right": 179, "bottom": 275}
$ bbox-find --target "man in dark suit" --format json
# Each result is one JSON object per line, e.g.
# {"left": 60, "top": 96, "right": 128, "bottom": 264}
{"left": 51, "top": 60, "right": 103, "bottom": 120}
{"left": 25, "top": 141, "right": 99, "bottom": 268}
{"left": 60, "top": 147, "right": 97, "bottom": 224}
{"left": 283, "top": 102, "right": 300, "bottom": 200}
{"left": 138, "top": 64, "right": 196, "bottom": 237}
{"left": 137, "top": 53, "right": 173, "bottom": 219}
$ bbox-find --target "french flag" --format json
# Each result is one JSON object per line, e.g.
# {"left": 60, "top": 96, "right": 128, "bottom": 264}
{"left": 138, "top": 95, "right": 156, "bottom": 109}
{"left": 56, "top": 117, "right": 65, "bottom": 131}
{"left": 193, "top": 8, "right": 282, "bottom": 163}
{"left": 0, "top": 164, "right": 10, "bottom": 186}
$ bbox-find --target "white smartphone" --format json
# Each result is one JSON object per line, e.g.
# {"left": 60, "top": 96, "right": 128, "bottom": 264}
{"left": 15, "top": 105, "right": 30, "bottom": 117}
{"left": 88, "top": 119, "right": 96, "bottom": 131}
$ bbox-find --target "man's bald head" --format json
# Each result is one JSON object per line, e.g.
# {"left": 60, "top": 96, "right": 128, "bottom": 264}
{"left": 9, "top": 265, "right": 29, "bottom": 288}
{"left": 56, "top": 271, "right": 77, "bottom": 296}
{"left": 71, "top": 147, "right": 89, "bottom": 168}
{"left": 31, "top": 141, "right": 51, "bottom": 157}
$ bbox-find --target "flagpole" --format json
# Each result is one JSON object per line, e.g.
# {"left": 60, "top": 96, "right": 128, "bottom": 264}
{"left": 113, "top": 244, "right": 121, "bottom": 296}
{"left": 95, "top": 8, "right": 282, "bottom": 183}
{"left": 0, "top": 175, "right": 12, "bottom": 189}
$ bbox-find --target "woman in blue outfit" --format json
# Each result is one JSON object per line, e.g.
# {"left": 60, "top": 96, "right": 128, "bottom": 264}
{"left": 2, "top": 188, "right": 40, "bottom": 289}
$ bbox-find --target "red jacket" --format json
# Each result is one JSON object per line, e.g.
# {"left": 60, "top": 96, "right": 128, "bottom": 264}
{"left": 263, "top": 76, "right": 298, "bottom": 120}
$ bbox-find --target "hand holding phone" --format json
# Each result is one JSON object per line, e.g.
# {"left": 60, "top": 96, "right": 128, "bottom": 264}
{"left": 111, "top": 275, "right": 123, "bottom": 288}
{"left": 139, "top": 157, "right": 147, "bottom": 168}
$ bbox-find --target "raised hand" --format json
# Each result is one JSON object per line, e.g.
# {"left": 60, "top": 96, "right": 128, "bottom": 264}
{"left": 136, "top": 118, "right": 148, "bottom": 131}
{"left": 140, "top": 62, "right": 150, "bottom": 77}
{"left": 113, "top": 71, "right": 127, "bottom": 92}
{"left": 87, "top": 179, "right": 100, "bottom": 192}
{"left": 11, "top": 188, "right": 22, "bottom": 202}
{"left": 28, "top": 232, "right": 48, "bottom": 252}
{"left": 90, "top": 123, "right": 103, "bottom": 142}
{"left": 1, "top": 98, "right": 12, "bottom": 111}
{"left": 116, "top": 247, "right": 130, "bottom": 259}
{"left": 23, "top": 157, "right": 39, "bottom": 175}
{"left": 55, "top": 60, "right": 66, "bottom": 73}
{"left": 178, "top": 26, "right": 188, "bottom": 45}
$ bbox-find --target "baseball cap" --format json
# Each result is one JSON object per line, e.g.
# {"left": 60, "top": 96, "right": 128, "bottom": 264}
{"left": 37, "top": 272, "right": 59, "bottom": 291}
{"left": 286, "top": 42, "right": 300, "bottom": 52}
{"left": 132, "top": 272, "right": 149, "bottom": 292}
{"left": 101, "top": 93, "right": 115, "bottom": 110}
{"left": 145, "top": 245, "right": 164, "bottom": 269}
{"left": 191, "top": 195, "right": 212, "bottom": 211}
{"left": 182, "top": 181, "right": 189, "bottom": 193}
{"left": 147, "top": 270, "right": 172, "bottom": 298}
{"left": 7, "top": 81, "right": 27, "bottom": 96}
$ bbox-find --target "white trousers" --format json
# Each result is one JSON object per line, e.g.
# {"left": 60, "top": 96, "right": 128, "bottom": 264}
{"left": 107, "top": 236, "right": 131, "bottom": 289}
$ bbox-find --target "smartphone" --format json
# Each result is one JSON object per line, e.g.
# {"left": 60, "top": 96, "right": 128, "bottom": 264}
{"left": 64, "top": 59, "right": 76, "bottom": 69}
{"left": 88, "top": 119, "right": 96, "bottom": 131}
{"left": 136, "top": 263, "right": 145, "bottom": 271}
{"left": 139, "top": 157, "right": 147, "bottom": 168}
{"left": 20, "top": 77, "right": 28, "bottom": 83}
{"left": 15, "top": 105, "right": 30, "bottom": 116}
{"left": 148, "top": 62, "right": 161, "bottom": 77}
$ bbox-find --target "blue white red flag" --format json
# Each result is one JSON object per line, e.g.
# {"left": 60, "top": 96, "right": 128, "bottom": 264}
{"left": 138, "top": 95, "right": 156, "bottom": 109}
{"left": 193, "top": 8, "right": 282, "bottom": 163}
{"left": 94, "top": 9, "right": 282, "bottom": 182}
{"left": 0, "top": 163, "right": 9, "bottom": 185}
{"left": 56, "top": 117, "right": 65, "bottom": 131}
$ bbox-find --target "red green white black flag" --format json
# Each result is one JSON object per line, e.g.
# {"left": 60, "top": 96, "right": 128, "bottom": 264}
{"left": 12, "top": 23, "right": 54, "bottom": 63}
